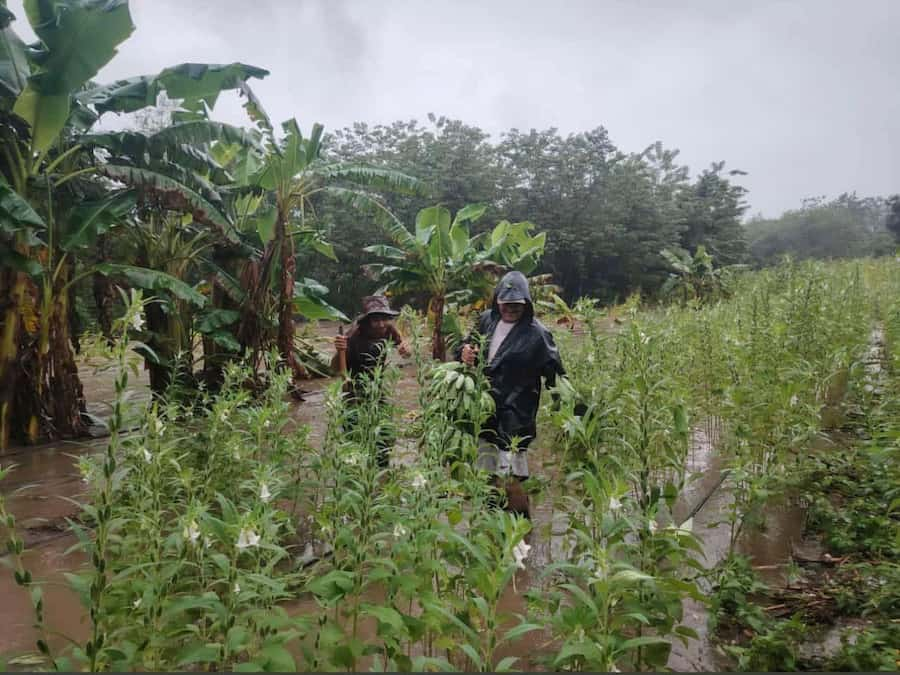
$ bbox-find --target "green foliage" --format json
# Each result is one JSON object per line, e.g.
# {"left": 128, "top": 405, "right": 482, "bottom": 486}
{"left": 365, "top": 202, "right": 546, "bottom": 359}
{"left": 8, "top": 259, "right": 900, "bottom": 671}
{"left": 886, "top": 194, "right": 900, "bottom": 243}
{"left": 708, "top": 555, "right": 770, "bottom": 634}
{"left": 722, "top": 615, "right": 807, "bottom": 672}
{"left": 13, "top": 0, "right": 135, "bottom": 154}
{"left": 324, "top": 119, "right": 750, "bottom": 307}
{"left": 660, "top": 245, "right": 743, "bottom": 305}
{"left": 95, "top": 263, "right": 206, "bottom": 307}
{"left": 745, "top": 193, "right": 895, "bottom": 265}
{"left": 80, "top": 62, "right": 270, "bottom": 115}
{"left": 826, "top": 623, "right": 900, "bottom": 671}
{"left": 799, "top": 445, "right": 899, "bottom": 558}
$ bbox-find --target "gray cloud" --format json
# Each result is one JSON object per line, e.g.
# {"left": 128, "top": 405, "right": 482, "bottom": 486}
{"left": 7, "top": 0, "right": 899, "bottom": 216}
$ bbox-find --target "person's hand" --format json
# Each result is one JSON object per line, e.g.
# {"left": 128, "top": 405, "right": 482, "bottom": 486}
{"left": 334, "top": 334, "right": 348, "bottom": 352}
{"left": 397, "top": 340, "right": 412, "bottom": 358}
{"left": 461, "top": 343, "right": 479, "bottom": 366}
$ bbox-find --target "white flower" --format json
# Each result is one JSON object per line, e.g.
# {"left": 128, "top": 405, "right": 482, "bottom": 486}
{"left": 393, "top": 524, "right": 409, "bottom": 539}
{"left": 343, "top": 453, "right": 360, "bottom": 466}
{"left": 789, "top": 394, "right": 798, "bottom": 407}
{"left": 236, "top": 528, "right": 260, "bottom": 550}
{"left": 411, "top": 472, "right": 427, "bottom": 490}
{"left": 608, "top": 496, "right": 622, "bottom": 512}
{"left": 512, "top": 540, "right": 531, "bottom": 570}
{"left": 263, "top": 419, "right": 272, "bottom": 429}
{"left": 142, "top": 448, "right": 153, "bottom": 464}
{"left": 131, "top": 313, "right": 144, "bottom": 331}
{"left": 133, "top": 597, "right": 142, "bottom": 609}
{"left": 259, "top": 483, "right": 272, "bottom": 503}
{"left": 667, "top": 517, "right": 693, "bottom": 535}
{"left": 183, "top": 520, "right": 201, "bottom": 544}
{"left": 233, "top": 582, "right": 241, "bottom": 594}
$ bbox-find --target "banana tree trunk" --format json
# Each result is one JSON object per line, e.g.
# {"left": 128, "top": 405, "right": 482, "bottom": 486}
{"left": 0, "top": 262, "right": 87, "bottom": 451}
{"left": 201, "top": 273, "right": 226, "bottom": 389}
{"left": 275, "top": 209, "right": 308, "bottom": 382}
{"left": 41, "top": 266, "right": 87, "bottom": 439}
{"left": 144, "top": 300, "right": 170, "bottom": 395}
{"left": 431, "top": 294, "right": 446, "bottom": 361}
{"left": 0, "top": 270, "right": 36, "bottom": 450}
{"left": 93, "top": 234, "right": 114, "bottom": 345}
{"left": 236, "top": 257, "right": 266, "bottom": 366}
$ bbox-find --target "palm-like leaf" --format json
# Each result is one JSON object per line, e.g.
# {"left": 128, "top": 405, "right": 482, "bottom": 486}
{"left": 95, "top": 263, "right": 206, "bottom": 306}
{"left": 0, "top": 6, "right": 28, "bottom": 101}
{"left": 12, "top": 0, "right": 134, "bottom": 153}
{"left": 102, "top": 164, "right": 237, "bottom": 242}
{"left": 80, "top": 62, "right": 269, "bottom": 115}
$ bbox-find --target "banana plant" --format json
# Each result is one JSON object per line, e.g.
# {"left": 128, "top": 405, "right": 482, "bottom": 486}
{"left": 364, "top": 204, "right": 546, "bottom": 360}
{"left": 0, "top": 0, "right": 268, "bottom": 447}
{"left": 215, "top": 107, "right": 421, "bottom": 383}
{"left": 79, "top": 118, "right": 264, "bottom": 393}
{"left": 660, "top": 245, "right": 745, "bottom": 305}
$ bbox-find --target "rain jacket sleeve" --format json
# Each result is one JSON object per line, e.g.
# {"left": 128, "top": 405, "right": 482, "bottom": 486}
{"left": 539, "top": 325, "right": 565, "bottom": 390}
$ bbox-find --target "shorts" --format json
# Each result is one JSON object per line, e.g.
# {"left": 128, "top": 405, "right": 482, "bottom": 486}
{"left": 476, "top": 442, "right": 529, "bottom": 478}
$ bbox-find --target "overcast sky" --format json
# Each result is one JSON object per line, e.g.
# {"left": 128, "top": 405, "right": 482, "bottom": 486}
{"left": 8, "top": 0, "right": 900, "bottom": 217}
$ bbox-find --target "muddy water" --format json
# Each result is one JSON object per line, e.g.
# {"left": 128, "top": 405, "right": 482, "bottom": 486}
{"left": 666, "top": 418, "right": 816, "bottom": 672}
{"left": 0, "top": 536, "right": 88, "bottom": 657}
{"left": 0, "top": 351, "right": 150, "bottom": 660}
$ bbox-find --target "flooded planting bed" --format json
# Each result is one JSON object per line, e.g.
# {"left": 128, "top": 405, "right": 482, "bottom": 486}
{"left": 1, "top": 384, "right": 809, "bottom": 671}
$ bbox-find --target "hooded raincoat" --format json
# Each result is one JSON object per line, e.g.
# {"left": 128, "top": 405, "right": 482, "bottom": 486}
{"left": 461, "top": 271, "right": 565, "bottom": 452}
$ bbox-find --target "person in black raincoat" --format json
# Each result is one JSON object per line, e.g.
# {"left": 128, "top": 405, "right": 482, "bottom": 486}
{"left": 459, "top": 271, "right": 565, "bottom": 511}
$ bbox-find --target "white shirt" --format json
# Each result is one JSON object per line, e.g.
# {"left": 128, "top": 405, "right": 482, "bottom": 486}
{"left": 488, "top": 320, "right": 515, "bottom": 363}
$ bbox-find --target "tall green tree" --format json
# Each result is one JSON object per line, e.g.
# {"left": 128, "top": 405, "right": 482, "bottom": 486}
{"left": 677, "top": 161, "right": 749, "bottom": 265}
{"left": 496, "top": 127, "right": 618, "bottom": 299}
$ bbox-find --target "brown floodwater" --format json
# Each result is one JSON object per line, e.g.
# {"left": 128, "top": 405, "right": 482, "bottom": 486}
{"left": 1, "top": 322, "right": 820, "bottom": 671}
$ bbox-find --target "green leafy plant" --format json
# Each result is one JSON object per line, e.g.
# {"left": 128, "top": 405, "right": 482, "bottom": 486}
{"left": 364, "top": 203, "right": 545, "bottom": 360}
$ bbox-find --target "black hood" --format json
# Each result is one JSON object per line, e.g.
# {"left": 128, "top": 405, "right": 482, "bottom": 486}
{"left": 491, "top": 271, "right": 534, "bottom": 321}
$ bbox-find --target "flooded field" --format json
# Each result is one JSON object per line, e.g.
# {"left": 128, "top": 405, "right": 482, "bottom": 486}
{"left": 3, "top": 310, "right": 878, "bottom": 671}
{"left": 0, "top": 367, "right": 815, "bottom": 671}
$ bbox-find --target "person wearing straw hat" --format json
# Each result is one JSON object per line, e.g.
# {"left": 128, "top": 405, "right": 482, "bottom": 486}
{"left": 332, "top": 295, "right": 411, "bottom": 467}
{"left": 332, "top": 295, "right": 411, "bottom": 380}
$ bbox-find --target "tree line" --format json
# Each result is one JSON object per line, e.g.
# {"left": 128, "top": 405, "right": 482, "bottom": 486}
{"left": 303, "top": 116, "right": 751, "bottom": 311}
{"left": 745, "top": 193, "right": 898, "bottom": 266}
